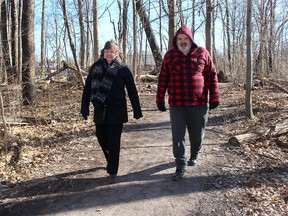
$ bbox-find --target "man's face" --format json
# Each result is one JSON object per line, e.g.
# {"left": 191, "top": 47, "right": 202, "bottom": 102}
{"left": 176, "top": 34, "right": 192, "bottom": 55}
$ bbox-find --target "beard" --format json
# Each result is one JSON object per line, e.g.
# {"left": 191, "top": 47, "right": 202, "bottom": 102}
{"left": 178, "top": 43, "right": 191, "bottom": 54}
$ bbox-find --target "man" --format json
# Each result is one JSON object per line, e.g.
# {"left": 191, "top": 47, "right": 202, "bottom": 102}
{"left": 156, "top": 25, "right": 220, "bottom": 181}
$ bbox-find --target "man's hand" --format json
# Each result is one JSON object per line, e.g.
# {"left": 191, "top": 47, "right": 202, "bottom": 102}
{"left": 209, "top": 102, "right": 219, "bottom": 110}
{"left": 157, "top": 103, "right": 166, "bottom": 112}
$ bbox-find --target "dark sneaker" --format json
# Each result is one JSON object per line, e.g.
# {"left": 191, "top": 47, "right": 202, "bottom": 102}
{"left": 172, "top": 169, "right": 187, "bottom": 181}
{"left": 108, "top": 174, "right": 117, "bottom": 184}
{"left": 188, "top": 158, "right": 198, "bottom": 166}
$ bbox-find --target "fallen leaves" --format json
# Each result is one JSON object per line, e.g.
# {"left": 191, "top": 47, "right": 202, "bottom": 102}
{"left": 0, "top": 81, "right": 288, "bottom": 214}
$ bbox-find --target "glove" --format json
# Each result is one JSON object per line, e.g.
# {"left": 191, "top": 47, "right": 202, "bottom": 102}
{"left": 157, "top": 103, "right": 166, "bottom": 112}
{"left": 209, "top": 102, "right": 219, "bottom": 110}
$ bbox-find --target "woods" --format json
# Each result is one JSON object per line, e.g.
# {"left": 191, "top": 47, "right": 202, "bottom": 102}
{"left": 0, "top": 1, "right": 288, "bottom": 214}
{"left": 0, "top": 1, "right": 287, "bottom": 86}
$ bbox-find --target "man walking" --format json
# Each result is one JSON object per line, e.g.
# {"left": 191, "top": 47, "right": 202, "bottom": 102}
{"left": 156, "top": 25, "right": 220, "bottom": 181}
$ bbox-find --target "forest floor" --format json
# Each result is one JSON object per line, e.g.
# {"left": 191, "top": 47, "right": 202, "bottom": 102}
{"left": 0, "top": 78, "right": 287, "bottom": 216}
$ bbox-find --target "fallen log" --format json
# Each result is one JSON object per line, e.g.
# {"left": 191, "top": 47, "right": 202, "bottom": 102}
{"left": 45, "top": 61, "right": 88, "bottom": 80}
{"left": 263, "top": 78, "right": 288, "bottom": 94}
{"left": 228, "top": 119, "right": 288, "bottom": 146}
{"left": 140, "top": 74, "right": 158, "bottom": 82}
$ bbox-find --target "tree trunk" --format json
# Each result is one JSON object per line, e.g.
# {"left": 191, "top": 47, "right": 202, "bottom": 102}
{"left": 22, "top": 0, "right": 36, "bottom": 105}
{"left": 178, "top": 0, "right": 184, "bottom": 25}
{"left": 132, "top": 0, "right": 138, "bottom": 78}
{"left": 191, "top": 0, "right": 195, "bottom": 36}
{"left": 18, "top": 0, "right": 23, "bottom": 82}
{"left": 11, "top": 0, "right": 19, "bottom": 82}
{"left": 93, "top": 0, "right": 99, "bottom": 61}
{"left": 168, "top": 0, "right": 176, "bottom": 49}
{"left": 159, "top": 0, "right": 162, "bottom": 52}
{"left": 1, "top": 1, "right": 11, "bottom": 84}
{"left": 122, "top": 0, "right": 128, "bottom": 62}
{"left": 78, "top": 0, "right": 86, "bottom": 69}
{"left": 60, "top": 0, "right": 85, "bottom": 86}
{"left": 85, "top": 0, "right": 91, "bottom": 67}
{"left": 205, "top": 0, "right": 213, "bottom": 57}
{"left": 135, "top": 0, "right": 162, "bottom": 72}
{"left": 245, "top": 0, "right": 254, "bottom": 119}
{"left": 40, "top": 0, "right": 46, "bottom": 77}
{"left": 225, "top": 0, "right": 231, "bottom": 74}
{"left": 267, "top": 0, "right": 276, "bottom": 75}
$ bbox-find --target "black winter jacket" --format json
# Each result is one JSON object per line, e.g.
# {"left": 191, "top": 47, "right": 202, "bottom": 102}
{"left": 81, "top": 58, "right": 142, "bottom": 124}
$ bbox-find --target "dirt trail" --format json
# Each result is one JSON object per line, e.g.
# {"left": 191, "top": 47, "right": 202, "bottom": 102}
{"left": 1, "top": 82, "right": 287, "bottom": 215}
{"left": 1, "top": 91, "right": 243, "bottom": 216}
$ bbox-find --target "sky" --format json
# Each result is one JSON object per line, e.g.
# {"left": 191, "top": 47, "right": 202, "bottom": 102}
{"left": 34, "top": 0, "right": 209, "bottom": 61}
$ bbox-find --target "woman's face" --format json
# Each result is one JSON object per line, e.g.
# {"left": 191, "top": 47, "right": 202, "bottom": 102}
{"left": 104, "top": 45, "right": 118, "bottom": 64}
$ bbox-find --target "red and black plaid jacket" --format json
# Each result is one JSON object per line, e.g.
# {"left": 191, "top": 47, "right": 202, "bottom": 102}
{"left": 156, "top": 25, "right": 220, "bottom": 106}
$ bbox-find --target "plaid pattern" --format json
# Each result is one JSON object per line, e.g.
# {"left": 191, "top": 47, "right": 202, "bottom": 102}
{"left": 156, "top": 27, "right": 220, "bottom": 106}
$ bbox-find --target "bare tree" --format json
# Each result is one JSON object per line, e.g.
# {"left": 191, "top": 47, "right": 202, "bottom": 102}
{"left": 85, "top": 0, "right": 92, "bottom": 67}
{"left": 267, "top": 0, "right": 277, "bottom": 75}
{"left": 245, "top": 0, "right": 253, "bottom": 119}
{"left": 11, "top": 0, "right": 19, "bottom": 82}
{"left": 168, "top": 0, "right": 176, "bottom": 49}
{"left": 132, "top": 0, "right": 138, "bottom": 77}
{"left": 221, "top": 0, "right": 246, "bottom": 80}
{"left": 60, "top": 0, "right": 84, "bottom": 86}
{"left": 135, "top": 0, "right": 162, "bottom": 71}
{"left": 205, "top": 0, "right": 213, "bottom": 57}
{"left": 18, "top": 0, "right": 23, "bottom": 82}
{"left": 1, "top": 1, "right": 10, "bottom": 84}
{"left": 191, "top": 0, "right": 195, "bottom": 36}
{"left": 40, "top": 0, "right": 46, "bottom": 77}
{"left": 22, "top": 0, "right": 36, "bottom": 105}
{"left": 53, "top": 3, "right": 61, "bottom": 74}
{"left": 78, "top": 0, "right": 86, "bottom": 69}
{"left": 122, "top": 0, "right": 128, "bottom": 62}
{"left": 93, "top": 0, "right": 99, "bottom": 61}
{"left": 177, "top": 0, "right": 184, "bottom": 25}
{"left": 254, "top": 0, "right": 269, "bottom": 78}
{"left": 225, "top": 0, "right": 231, "bottom": 74}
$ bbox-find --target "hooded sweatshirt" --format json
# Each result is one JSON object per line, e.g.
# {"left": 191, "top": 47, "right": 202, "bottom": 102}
{"left": 156, "top": 25, "right": 220, "bottom": 106}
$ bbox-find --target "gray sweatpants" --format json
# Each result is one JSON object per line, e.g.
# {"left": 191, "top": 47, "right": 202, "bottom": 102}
{"left": 169, "top": 105, "right": 208, "bottom": 170}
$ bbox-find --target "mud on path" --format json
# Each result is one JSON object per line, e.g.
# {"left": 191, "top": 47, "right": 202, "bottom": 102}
{"left": 1, "top": 82, "right": 287, "bottom": 215}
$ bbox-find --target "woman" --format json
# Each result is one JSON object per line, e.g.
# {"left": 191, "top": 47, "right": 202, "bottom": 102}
{"left": 81, "top": 40, "right": 143, "bottom": 183}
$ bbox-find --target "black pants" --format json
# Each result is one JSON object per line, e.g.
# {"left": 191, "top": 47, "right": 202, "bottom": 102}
{"left": 95, "top": 123, "right": 123, "bottom": 175}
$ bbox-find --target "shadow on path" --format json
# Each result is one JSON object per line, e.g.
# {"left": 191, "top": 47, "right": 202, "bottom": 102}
{"left": 1, "top": 161, "right": 287, "bottom": 216}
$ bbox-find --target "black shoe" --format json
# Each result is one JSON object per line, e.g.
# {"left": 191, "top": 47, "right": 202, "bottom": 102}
{"left": 172, "top": 169, "right": 187, "bottom": 181}
{"left": 108, "top": 174, "right": 117, "bottom": 184}
{"left": 188, "top": 158, "right": 198, "bottom": 166}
